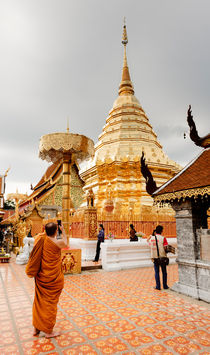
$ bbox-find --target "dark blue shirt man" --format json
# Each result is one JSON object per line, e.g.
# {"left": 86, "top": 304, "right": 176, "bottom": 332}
{"left": 94, "top": 224, "right": 104, "bottom": 262}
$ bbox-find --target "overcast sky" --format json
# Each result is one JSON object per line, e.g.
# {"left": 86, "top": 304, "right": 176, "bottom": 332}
{"left": 1, "top": 0, "right": 209, "bottom": 196}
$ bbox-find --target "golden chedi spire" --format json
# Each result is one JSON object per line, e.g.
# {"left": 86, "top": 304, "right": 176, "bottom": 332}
{"left": 119, "top": 20, "right": 134, "bottom": 96}
{"left": 67, "top": 118, "right": 69, "bottom": 133}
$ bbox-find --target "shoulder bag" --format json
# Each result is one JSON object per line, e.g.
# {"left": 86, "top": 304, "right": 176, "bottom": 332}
{"left": 154, "top": 235, "right": 169, "bottom": 266}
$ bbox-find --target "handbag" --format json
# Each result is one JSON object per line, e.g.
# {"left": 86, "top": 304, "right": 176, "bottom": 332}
{"left": 154, "top": 235, "right": 169, "bottom": 266}
{"left": 165, "top": 244, "right": 175, "bottom": 254}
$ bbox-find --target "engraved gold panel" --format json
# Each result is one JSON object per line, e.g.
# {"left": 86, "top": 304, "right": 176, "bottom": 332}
{"left": 61, "top": 248, "right": 81, "bottom": 274}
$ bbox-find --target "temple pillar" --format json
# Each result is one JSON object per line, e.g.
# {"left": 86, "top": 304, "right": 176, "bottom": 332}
{"left": 62, "top": 154, "right": 72, "bottom": 244}
{"left": 172, "top": 199, "right": 210, "bottom": 301}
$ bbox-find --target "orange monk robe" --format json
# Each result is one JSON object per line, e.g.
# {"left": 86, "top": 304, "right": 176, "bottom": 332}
{"left": 26, "top": 235, "right": 64, "bottom": 333}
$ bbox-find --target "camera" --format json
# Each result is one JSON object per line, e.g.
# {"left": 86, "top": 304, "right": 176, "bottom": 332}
{"left": 57, "top": 220, "right": 62, "bottom": 237}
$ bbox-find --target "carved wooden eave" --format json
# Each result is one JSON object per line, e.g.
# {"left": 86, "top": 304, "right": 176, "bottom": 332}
{"left": 153, "top": 148, "right": 210, "bottom": 205}
{"left": 19, "top": 162, "right": 63, "bottom": 209}
{"left": 154, "top": 186, "right": 210, "bottom": 205}
{"left": 22, "top": 203, "right": 45, "bottom": 219}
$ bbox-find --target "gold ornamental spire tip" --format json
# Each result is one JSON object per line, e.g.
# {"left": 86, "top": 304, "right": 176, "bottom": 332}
{"left": 119, "top": 19, "right": 134, "bottom": 96}
{"left": 122, "top": 18, "right": 128, "bottom": 46}
{"left": 66, "top": 117, "right": 69, "bottom": 133}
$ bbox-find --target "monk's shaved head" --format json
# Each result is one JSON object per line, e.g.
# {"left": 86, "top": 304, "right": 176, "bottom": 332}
{"left": 45, "top": 223, "right": 57, "bottom": 236}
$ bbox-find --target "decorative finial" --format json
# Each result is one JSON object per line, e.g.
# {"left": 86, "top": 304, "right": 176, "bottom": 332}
{"left": 4, "top": 167, "right": 10, "bottom": 177}
{"left": 122, "top": 18, "right": 128, "bottom": 46}
{"left": 66, "top": 118, "right": 69, "bottom": 133}
{"left": 119, "top": 19, "right": 134, "bottom": 96}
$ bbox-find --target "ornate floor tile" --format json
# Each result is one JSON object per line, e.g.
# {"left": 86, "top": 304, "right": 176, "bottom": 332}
{"left": 85, "top": 304, "right": 109, "bottom": 313}
{"left": 107, "top": 319, "right": 136, "bottom": 333}
{"left": 105, "top": 300, "right": 127, "bottom": 308}
{"left": 13, "top": 308, "right": 32, "bottom": 318}
{"left": 0, "top": 332, "right": 16, "bottom": 346}
{"left": 130, "top": 315, "right": 157, "bottom": 326}
{"left": 0, "top": 344, "right": 20, "bottom": 354}
{"left": 1, "top": 320, "right": 13, "bottom": 332}
{"left": 77, "top": 297, "right": 99, "bottom": 306}
{"left": 1, "top": 261, "right": 210, "bottom": 355}
{"left": 134, "top": 303, "right": 159, "bottom": 312}
{"left": 56, "top": 319, "right": 74, "bottom": 331}
{"left": 123, "top": 297, "right": 145, "bottom": 305}
{"left": 149, "top": 311, "right": 176, "bottom": 322}
{"left": 57, "top": 310, "right": 66, "bottom": 320}
{"left": 18, "top": 326, "right": 34, "bottom": 340}
{"left": 65, "top": 307, "right": 89, "bottom": 317}
{"left": 94, "top": 337, "right": 128, "bottom": 354}
{"left": 122, "top": 330, "right": 153, "bottom": 347}
{"left": 62, "top": 344, "right": 98, "bottom": 355}
{"left": 115, "top": 307, "right": 140, "bottom": 317}
{"left": 0, "top": 304, "right": 8, "bottom": 312}
{"left": 55, "top": 330, "right": 86, "bottom": 347}
{"left": 139, "top": 344, "right": 173, "bottom": 354}
{"left": 59, "top": 300, "right": 79, "bottom": 309}
{"left": 166, "top": 319, "right": 196, "bottom": 332}
{"left": 188, "top": 330, "right": 210, "bottom": 347}
{"left": 22, "top": 338, "right": 55, "bottom": 355}
{"left": 83, "top": 324, "right": 110, "bottom": 339}
{"left": 144, "top": 324, "right": 175, "bottom": 339}
{"left": 0, "top": 311, "right": 11, "bottom": 321}
{"left": 164, "top": 337, "right": 201, "bottom": 354}
{"left": 96, "top": 310, "right": 121, "bottom": 322}
{"left": 72, "top": 314, "right": 98, "bottom": 327}
{"left": 16, "top": 317, "right": 32, "bottom": 328}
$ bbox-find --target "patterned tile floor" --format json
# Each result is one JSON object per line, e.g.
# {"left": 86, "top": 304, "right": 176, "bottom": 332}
{"left": 0, "top": 259, "right": 210, "bottom": 355}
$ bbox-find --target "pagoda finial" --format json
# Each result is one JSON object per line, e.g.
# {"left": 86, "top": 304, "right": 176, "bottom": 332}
{"left": 66, "top": 118, "right": 69, "bottom": 133}
{"left": 119, "top": 19, "right": 134, "bottom": 96}
{"left": 122, "top": 17, "right": 128, "bottom": 46}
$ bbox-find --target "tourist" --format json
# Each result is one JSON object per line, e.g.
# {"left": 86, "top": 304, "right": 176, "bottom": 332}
{"left": 94, "top": 224, "right": 105, "bottom": 262}
{"left": 26, "top": 222, "right": 68, "bottom": 338}
{"left": 129, "top": 224, "right": 138, "bottom": 242}
{"left": 147, "top": 225, "right": 169, "bottom": 290}
{"left": 0, "top": 228, "right": 4, "bottom": 246}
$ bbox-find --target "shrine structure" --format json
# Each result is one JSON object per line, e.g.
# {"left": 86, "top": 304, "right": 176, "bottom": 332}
{"left": 79, "top": 23, "right": 181, "bottom": 234}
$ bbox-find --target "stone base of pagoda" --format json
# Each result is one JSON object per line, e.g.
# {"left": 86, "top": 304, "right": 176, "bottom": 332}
{"left": 69, "top": 238, "right": 177, "bottom": 270}
{"left": 69, "top": 238, "right": 97, "bottom": 261}
{"left": 101, "top": 239, "right": 177, "bottom": 272}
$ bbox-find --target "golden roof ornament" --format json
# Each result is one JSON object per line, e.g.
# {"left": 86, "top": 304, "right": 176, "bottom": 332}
{"left": 122, "top": 18, "right": 128, "bottom": 45}
{"left": 66, "top": 118, "right": 69, "bottom": 133}
{"left": 119, "top": 19, "right": 134, "bottom": 96}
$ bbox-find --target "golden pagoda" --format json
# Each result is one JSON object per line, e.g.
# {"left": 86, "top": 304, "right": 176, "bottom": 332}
{"left": 80, "top": 23, "right": 181, "bottom": 222}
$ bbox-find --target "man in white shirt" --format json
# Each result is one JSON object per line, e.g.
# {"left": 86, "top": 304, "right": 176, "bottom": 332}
{"left": 147, "top": 225, "right": 169, "bottom": 290}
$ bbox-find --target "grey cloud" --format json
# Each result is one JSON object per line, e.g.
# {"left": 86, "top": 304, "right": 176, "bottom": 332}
{"left": 0, "top": 0, "right": 209, "bottom": 194}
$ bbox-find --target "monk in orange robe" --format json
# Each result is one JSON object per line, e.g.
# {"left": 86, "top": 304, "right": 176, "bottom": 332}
{"left": 26, "top": 222, "right": 67, "bottom": 338}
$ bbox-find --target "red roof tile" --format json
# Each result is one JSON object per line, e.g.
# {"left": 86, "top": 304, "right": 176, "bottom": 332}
{"left": 154, "top": 148, "right": 210, "bottom": 196}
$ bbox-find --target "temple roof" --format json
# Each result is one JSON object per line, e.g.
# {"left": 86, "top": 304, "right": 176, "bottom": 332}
{"left": 153, "top": 148, "right": 210, "bottom": 202}
{"left": 19, "top": 162, "right": 62, "bottom": 209}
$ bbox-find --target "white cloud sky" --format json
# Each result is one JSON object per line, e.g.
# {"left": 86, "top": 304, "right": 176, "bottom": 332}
{"left": 0, "top": 0, "right": 209, "bottom": 196}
